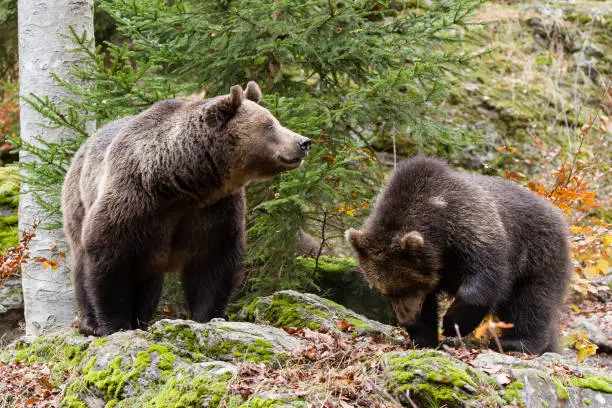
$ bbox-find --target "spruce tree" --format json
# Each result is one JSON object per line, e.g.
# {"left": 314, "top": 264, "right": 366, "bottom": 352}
{"left": 16, "top": 0, "right": 484, "bottom": 298}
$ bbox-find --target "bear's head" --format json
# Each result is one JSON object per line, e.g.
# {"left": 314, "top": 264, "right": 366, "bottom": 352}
{"left": 345, "top": 228, "right": 441, "bottom": 325}
{"left": 204, "top": 81, "right": 310, "bottom": 182}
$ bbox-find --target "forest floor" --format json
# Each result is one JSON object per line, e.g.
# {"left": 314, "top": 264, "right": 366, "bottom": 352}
{"left": 559, "top": 290, "right": 612, "bottom": 369}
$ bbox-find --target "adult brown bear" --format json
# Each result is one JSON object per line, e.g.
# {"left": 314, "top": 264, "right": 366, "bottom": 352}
{"left": 62, "top": 82, "right": 310, "bottom": 336}
{"left": 346, "top": 156, "right": 570, "bottom": 354}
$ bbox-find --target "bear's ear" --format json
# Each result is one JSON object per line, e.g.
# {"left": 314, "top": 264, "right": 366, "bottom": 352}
{"left": 229, "top": 84, "right": 246, "bottom": 110}
{"left": 399, "top": 231, "right": 424, "bottom": 250}
{"left": 244, "top": 81, "right": 262, "bottom": 104}
{"left": 205, "top": 85, "right": 245, "bottom": 128}
{"left": 345, "top": 228, "right": 369, "bottom": 257}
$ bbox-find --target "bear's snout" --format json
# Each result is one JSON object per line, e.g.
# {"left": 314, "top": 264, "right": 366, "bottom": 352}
{"left": 274, "top": 129, "right": 310, "bottom": 169}
{"left": 391, "top": 293, "right": 426, "bottom": 325}
{"left": 299, "top": 137, "right": 311, "bottom": 156}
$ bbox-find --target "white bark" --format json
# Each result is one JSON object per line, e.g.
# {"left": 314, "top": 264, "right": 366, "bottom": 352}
{"left": 18, "top": 0, "right": 94, "bottom": 337}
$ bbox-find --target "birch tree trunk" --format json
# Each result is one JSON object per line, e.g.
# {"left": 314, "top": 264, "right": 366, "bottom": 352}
{"left": 18, "top": 0, "right": 94, "bottom": 337}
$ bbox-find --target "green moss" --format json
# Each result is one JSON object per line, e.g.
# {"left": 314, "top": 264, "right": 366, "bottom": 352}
{"left": 208, "top": 339, "right": 274, "bottom": 364}
{"left": 83, "top": 356, "right": 144, "bottom": 400}
{"left": 148, "top": 371, "right": 232, "bottom": 407}
{"left": 152, "top": 323, "right": 201, "bottom": 360}
{"left": 13, "top": 349, "right": 26, "bottom": 361}
{"left": 296, "top": 255, "right": 357, "bottom": 275}
{"left": 74, "top": 345, "right": 165, "bottom": 402}
{"left": 385, "top": 350, "right": 487, "bottom": 407}
{"left": 77, "top": 356, "right": 126, "bottom": 400}
{"left": 242, "top": 295, "right": 322, "bottom": 330}
{"left": 323, "top": 298, "right": 350, "bottom": 312}
{"left": 0, "top": 214, "right": 18, "bottom": 249}
{"left": 156, "top": 324, "right": 277, "bottom": 364}
{"left": 552, "top": 378, "right": 568, "bottom": 401}
{"left": 0, "top": 166, "right": 19, "bottom": 250}
{"left": 3, "top": 335, "right": 90, "bottom": 384}
{"left": 345, "top": 317, "right": 373, "bottom": 329}
{"left": 236, "top": 397, "right": 283, "bottom": 407}
{"left": 134, "top": 351, "right": 152, "bottom": 372}
{"left": 61, "top": 395, "right": 89, "bottom": 408}
{"left": 91, "top": 338, "right": 108, "bottom": 347}
{"left": 583, "top": 398, "right": 591, "bottom": 405}
{"left": 146, "top": 344, "right": 176, "bottom": 373}
{"left": 571, "top": 374, "right": 612, "bottom": 394}
{"left": 502, "top": 380, "right": 524, "bottom": 405}
{"left": 0, "top": 167, "right": 19, "bottom": 207}
{"left": 535, "top": 55, "right": 552, "bottom": 66}
{"left": 565, "top": 14, "right": 593, "bottom": 25}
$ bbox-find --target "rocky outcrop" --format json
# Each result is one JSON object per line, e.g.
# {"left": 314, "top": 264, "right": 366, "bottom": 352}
{"left": 237, "top": 290, "right": 403, "bottom": 343}
{"left": 573, "top": 317, "right": 612, "bottom": 354}
{"left": 0, "top": 276, "right": 23, "bottom": 345}
{"left": 1, "top": 291, "right": 610, "bottom": 407}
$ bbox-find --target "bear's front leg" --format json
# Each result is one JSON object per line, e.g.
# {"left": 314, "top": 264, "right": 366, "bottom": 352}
{"left": 442, "top": 299, "right": 490, "bottom": 338}
{"left": 180, "top": 193, "right": 246, "bottom": 322}
{"left": 405, "top": 292, "right": 439, "bottom": 348}
{"left": 182, "top": 252, "right": 242, "bottom": 322}
{"left": 442, "top": 258, "right": 510, "bottom": 338}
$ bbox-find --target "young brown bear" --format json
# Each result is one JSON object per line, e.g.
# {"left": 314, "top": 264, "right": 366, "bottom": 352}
{"left": 346, "top": 157, "right": 570, "bottom": 354}
{"left": 62, "top": 82, "right": 310, "bottom": 336}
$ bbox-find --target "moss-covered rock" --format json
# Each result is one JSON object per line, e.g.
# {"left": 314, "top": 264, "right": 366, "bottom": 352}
{"left": 297, "top": 255, "right": 397, "bottom": 325}
{"left": 0, "top": 318, "right": 304, "bottom": 406}
{"left": 61, "top": 330, "right": 185, "bottom": 405}
{"left": 473, "top": 351, "right": 612, "bottom": 408}
{"left": 384, "top": 350, "right": 499, "bottom": 407}
{"left": 150, "top": 319, "right": 303, "bottom": 365}
{"left": 1, "top": 291, "right": 611, "bottom": 407}
{"left": 0, "top": 275, "right": 24, "bottom": 343}
{"left": 235, "top": 290, "right": 405, "bottom": 344}
{"left": 1, "top": 328, "right": 92, "bottom": 382}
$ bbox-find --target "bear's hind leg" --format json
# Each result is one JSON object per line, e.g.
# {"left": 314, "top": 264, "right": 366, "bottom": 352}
{"left": 63, "top": 182, "right": 98, "bottom": 334}
{"left": 132, "top": 273, "right": 164, "bottom": 330}
{"left": 85, "top": 250, "right": 136, "bottom": 335}
{"left": 495, "top": 280, "right": 558, "bottom": 354}
{"left": 70, "top": 249, "right": 98, "bottom": 335}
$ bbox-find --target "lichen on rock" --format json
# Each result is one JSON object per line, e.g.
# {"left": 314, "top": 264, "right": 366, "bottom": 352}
{"left": 236, "top": 290, "right": 405, "bottom": 343}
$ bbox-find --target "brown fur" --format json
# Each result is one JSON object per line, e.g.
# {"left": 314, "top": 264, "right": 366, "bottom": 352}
{"left": 346, "top": 156, "right": 570, "bottom": 354}
{"left": 62, "top": 82, "right": 310, "bottom": 336}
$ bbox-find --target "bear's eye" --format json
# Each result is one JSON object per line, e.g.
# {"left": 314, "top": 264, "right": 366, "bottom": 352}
{"left": 264, "top": 123, "right": 274, "bottom": 131}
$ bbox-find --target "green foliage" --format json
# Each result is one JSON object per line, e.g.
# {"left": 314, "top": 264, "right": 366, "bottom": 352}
{"left": 0, "top": 166, "right": 18, "bottom": 249}
{"left": 18, "top": 0, "right": 485, "bottom": 297}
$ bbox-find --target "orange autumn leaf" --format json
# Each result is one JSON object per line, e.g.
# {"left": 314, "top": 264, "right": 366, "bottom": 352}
{"left": 470, "top": 316, "right": 514, "bottom": 343}
{"left": 335, "top": 319, "right": 356, "bottom": 333}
